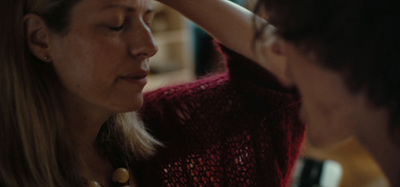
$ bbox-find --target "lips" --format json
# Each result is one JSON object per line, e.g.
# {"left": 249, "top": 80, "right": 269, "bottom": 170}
{"left": 120, "top": 70, "right": 149, "bottom": 85}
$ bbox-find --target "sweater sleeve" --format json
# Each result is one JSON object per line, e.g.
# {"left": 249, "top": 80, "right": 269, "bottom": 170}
{"left": 137, "top": 44, "right": 305, "bottom": 187}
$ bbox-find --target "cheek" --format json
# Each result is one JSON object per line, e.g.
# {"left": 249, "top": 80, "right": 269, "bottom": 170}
{"left": 53, "top": 50, "right": 92, "bottom": 88}
{"left": 53, "top": 34, "right": 116, "bottom": 82}
{"left": 52, "top": 40, "right": 115, "bottom": 101}
{"left": 54, "top": 61, "right": 100, "bottom": 104}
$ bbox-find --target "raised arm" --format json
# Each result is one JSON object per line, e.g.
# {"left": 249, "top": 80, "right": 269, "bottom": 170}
{"left": 156, "top": 0, "right": 290, "bottom": 85}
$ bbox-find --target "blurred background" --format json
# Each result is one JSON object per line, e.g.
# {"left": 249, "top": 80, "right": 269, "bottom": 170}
{"left": 146, "top": 2, "right": 389, "bottom": 186}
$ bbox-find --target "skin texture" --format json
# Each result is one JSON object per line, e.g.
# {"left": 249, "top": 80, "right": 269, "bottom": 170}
{"left": 26, "top": 0, "right": 158, "bottom": 185}
{"left": 49, "top": 0, "right": 158, "bottom": 115}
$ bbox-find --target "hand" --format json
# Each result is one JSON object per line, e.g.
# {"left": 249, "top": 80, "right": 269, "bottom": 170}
{"left": 255, "top": 30, "right": 292, "bottom": 86}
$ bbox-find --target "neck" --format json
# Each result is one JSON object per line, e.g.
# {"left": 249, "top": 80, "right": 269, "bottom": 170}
{"left": 64, "top": 100, "right": 111, "bottom": 154}
{"left": 61, "top": 91, "right": 116, "bottom": 185}
{"left": 61, "top": 91, "right": 112, "bottom": 156}
{"left": 356, "top": 107, "right": 400, "bottom": 186}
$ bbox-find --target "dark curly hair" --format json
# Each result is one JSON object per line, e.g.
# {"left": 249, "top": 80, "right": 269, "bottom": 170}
{"left": 254, "top": 0, "right": 400, "bottom": 143}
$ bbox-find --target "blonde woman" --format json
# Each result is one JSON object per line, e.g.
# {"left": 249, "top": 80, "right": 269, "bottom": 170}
{"left": 0, "top": 0, "right": 304, "bottom": 186}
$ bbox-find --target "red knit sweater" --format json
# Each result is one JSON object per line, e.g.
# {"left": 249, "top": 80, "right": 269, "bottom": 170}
{"left": 135, "top": 45, "right": 305, "bottom": 186}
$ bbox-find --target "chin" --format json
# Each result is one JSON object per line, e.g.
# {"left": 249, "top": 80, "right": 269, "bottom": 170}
{"left": 112, "top": 96, "right": 144, "bottom": 113}
{"left": 123, "top": 101, "right": 144, "bottom": 112}
{"left": 307, "top": 131, "right": 353, "bottom": 150}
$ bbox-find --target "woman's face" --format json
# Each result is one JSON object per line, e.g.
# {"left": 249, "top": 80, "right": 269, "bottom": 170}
{"left": 48, "top": 0, "right": 157, "bottom": 113}
{"left": 283, "top": 43, "right": 372, "bottom": 148}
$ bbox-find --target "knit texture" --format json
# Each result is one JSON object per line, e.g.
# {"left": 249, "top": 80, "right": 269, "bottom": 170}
{"left": 135, "top": 45, "right": 305, "bottom": 186}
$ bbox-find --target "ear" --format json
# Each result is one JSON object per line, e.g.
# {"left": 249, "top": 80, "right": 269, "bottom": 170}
{"left": 271, "top": 39, "right": 286, "bottom": 56}
{"left": 24, "top": 13, "right": 52, "bottom": 62}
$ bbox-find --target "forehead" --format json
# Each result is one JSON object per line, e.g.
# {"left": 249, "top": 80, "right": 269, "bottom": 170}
{"left": 76, "top": 0, "right": 153, "bottom": 13}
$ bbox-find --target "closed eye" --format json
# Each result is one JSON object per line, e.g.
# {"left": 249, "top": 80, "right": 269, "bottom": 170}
{"left": 109, "top": 24, "right": 125, "bottom": 31}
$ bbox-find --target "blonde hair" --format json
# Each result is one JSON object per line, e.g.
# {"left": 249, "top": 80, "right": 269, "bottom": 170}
{"left": 0, "top": 0, "right": 161, "bottom": 186}
{"left": 101, "top": 113, "right": 162, "bottom": 159}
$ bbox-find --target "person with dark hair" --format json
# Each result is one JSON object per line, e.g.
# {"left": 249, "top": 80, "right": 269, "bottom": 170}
{"left": 162, "top": 0, "right": 400, "bottom": 186}
{"left": 0, "top": 0, "right": 304, "bottom": 186}
{"left": 254, "top": 1, "right": 400, "bottom": 186}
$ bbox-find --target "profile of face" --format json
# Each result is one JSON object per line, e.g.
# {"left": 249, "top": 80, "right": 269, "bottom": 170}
{"left": 282, "top": 42, "right": 377, "bottom": 148}
{"left": 43, "top": 0, "right": 158, "bottom": 114}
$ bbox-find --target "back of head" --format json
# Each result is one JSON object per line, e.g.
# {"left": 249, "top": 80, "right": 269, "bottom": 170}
{"left": 255, "top": 0, "right": 400, "bottom": 145}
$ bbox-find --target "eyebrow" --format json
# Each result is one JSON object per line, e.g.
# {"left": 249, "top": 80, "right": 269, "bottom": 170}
{"left": 102, "top": 4, "right": 154, "bottom": 14}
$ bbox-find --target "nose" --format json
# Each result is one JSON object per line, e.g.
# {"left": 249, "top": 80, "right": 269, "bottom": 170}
{"left": 129, "top": 22, "right": 158, "bottom": 60}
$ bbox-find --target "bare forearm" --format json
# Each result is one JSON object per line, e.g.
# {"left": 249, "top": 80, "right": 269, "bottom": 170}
{"left": 157, "top": 0, "right": 258, "bottom": 60}
{"left": 157, "top": 0, "right": 289, "bottom": 84}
